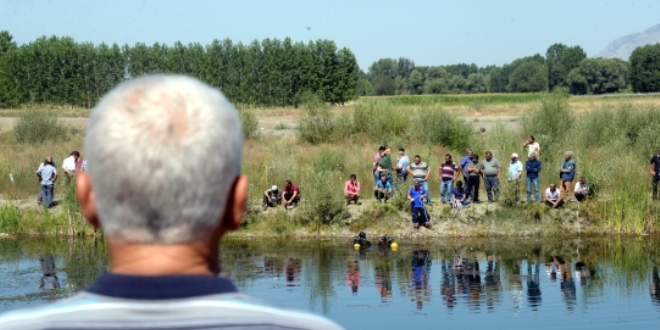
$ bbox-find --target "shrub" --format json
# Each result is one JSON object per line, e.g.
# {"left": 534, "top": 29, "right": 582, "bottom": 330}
{"left": 520, "top": 92, "right": 572, "bottom": 155}
{"left": 237, "top": 108, "right": 259, "bottom": 140}
{"left": 0, "top": 204, "right": 20, "bottom": 233}
{"left": 299, "top": 169, "right": 346, "bottom": 225}
{"left": 413, "top": 107, "right": 474, "bottom": 150}
{"left": 14, "top": 109, "right": 67, "bottom": 143}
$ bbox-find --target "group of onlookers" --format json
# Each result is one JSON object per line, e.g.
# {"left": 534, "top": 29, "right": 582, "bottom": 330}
{"left": 35, "top": 151, "right": 85, "bottom": 208}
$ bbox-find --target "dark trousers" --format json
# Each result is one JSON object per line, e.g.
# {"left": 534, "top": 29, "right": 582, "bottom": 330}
{"left": 545, "top": 200, "right": 565, "bottom": 208}
{"left": 484, "top": 176, "right": 500, "bottom": 202}
{"left": 654, "top": 175, "right": 660, "bottom": 200}
{"left": 397, "top": 172, "right": 408, "bottom": 182}
{"left": 41, "top": 184, "right": 54, "bottom": 208}
{"left": 411, "top": 207, "right": 429, "bottom": 224}
{"left": 262, "top": 196, "right": 280, "bottom": 207}
{"left": 575, "top": 193, "right": 586, "bottom": 202}
{"left": 283, "top": 193, "right": 299, "bottom": 204}
{"left": 374, "top": 191, "right": 389, "bottom": 202}
{"left": 466, "top": 175, "right": 481, "bottom": 202}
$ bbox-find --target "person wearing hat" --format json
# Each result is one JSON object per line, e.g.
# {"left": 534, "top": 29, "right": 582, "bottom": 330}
{"left": 408, "top": 179, "right": 431, "bottom": 229}
{"left": 262, "top": 184, "right": 282, "bottom": 211}
{"left": 508, "top": 153, "right": 523, "bottom": 201}
{"left": 344, "top": 174, "right": 362, "bottom": 205}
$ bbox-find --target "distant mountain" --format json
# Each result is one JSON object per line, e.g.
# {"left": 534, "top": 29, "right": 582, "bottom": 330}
{"left": 595, "top": 24, "right": 660, "bottom": 60}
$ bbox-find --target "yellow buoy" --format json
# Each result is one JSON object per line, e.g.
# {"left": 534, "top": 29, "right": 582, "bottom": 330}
{"left": 390, "top": 242, "right": 399, "bottom": 250}
{"left": 353, "top": 243, "right": 361, "bottom": 249}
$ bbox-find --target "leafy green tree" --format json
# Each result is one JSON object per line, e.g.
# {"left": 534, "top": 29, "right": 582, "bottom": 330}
{"left": 629, "top": 43, "right": 660, "bottom": 93}
{"left": 447, "top": 75, "right": 467, "bottom": 93}
{"left": 425, "top": 66, "right": 448, "bottom": 80}
{"left": 372, "top": 74, "right": 395, "bottom": 95}
{"left": 356, "top": 78, "right": 372, "bottom": 96}
{"left": 546, "top": 43, "right": 586, "bottom": 90}
{"left": 424, "top": 78, "right": 446, "bottom": 94}
{"left": 567, "top": 58, "right": 627, "bottom": 95}
{"left": 508, "top": 62, "right": 547, "bottom": 92}
{"left": 466, "top": 73, "right": 487, "bottom": 93}
{"left": 406, "top": 70, "right": 424, "bottom": 94}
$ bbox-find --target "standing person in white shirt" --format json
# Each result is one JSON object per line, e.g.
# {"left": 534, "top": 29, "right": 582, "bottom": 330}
{"left": 523, "top": 135, "right": 541, "bottom": 159}
{"left": 396, "top": 148, "right": 410, "bottom": 182}
{"left": 508, "top": 153, "right": 523, "bottom": 201}
{"left": 62, "top": 151, "right": 80, "bottom": 185}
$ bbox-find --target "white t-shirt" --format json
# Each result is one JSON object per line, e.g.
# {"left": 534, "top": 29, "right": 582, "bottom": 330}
{"left": 574, "top": 182, "right": 589, "bottom": 194}
{"left": 526, "top": 142, "right": 540, "bottom": 158}
{"left": 62, "top": 155, "right": 76, "bottom": 172}
{"left": 545, "top": 188, "right": 560, "bottom": 201}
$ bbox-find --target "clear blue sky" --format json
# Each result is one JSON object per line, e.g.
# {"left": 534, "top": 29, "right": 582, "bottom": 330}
{"left": 1, "top": 0, "right": 658, "bottom": 71}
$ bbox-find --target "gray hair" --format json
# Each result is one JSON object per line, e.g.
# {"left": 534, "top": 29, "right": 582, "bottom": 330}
{"left": 85, "top": 75, "right": 243, "bottom": 244}
{"left": 566, "top": 151, "right": 573, "bottom": 157}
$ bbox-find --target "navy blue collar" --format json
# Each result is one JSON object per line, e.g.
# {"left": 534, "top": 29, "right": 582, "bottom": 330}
{"left": 86, "top": 272, "right": 237, "bottom": 300}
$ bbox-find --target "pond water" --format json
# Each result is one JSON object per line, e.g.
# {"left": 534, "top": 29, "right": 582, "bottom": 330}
{"left": 1, "top": 236, "right": 660, "bottom": 329}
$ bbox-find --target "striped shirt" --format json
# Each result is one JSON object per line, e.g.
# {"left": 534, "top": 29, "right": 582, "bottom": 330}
{"left": 440, "top": 161, "right": 459, "bottom": 181}
{"left": 409, "top": 162, "right": 429, "bottom": 180}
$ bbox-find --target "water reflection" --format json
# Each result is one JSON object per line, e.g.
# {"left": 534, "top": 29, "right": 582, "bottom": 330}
{"left": 38, "top": 255, "right": 60, "bottom": 291}
{"left": 4, "top": 237, "right": 660, "bottom": 328}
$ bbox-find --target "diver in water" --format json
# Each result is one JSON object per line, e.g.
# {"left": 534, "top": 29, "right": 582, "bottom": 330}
{"left": 353, "top": 231, "right": 371, "bottom": 247}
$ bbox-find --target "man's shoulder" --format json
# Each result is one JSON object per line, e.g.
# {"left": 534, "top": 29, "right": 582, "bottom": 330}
{"left": 0, "top": 291, "right": 343, "bottom": 330}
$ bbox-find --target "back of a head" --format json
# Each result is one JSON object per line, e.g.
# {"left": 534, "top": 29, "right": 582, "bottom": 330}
{"left": 85, "top": 75, "right": 243, "bottom": 244}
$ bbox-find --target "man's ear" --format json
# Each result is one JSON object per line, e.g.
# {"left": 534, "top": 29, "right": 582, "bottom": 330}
{"left": 76, "top": 172, "right": 100, "bottom": 229}
{"left": 220, "top": 175, "right": 248, "bottom": 232}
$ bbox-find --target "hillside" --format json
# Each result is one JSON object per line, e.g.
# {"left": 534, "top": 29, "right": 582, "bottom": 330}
{"left": 595, "top": 23, "right": 660, "bottom": 60}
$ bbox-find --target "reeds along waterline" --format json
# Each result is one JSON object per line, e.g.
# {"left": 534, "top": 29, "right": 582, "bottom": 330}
{"left": 3, "top": 94, "right": 660, "bottom": 235}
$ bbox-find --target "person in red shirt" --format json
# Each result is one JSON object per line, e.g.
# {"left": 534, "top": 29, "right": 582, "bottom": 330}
{"left": 283, "top": 179, "right": 301, "bottom": 210}
{"left": 344, "top": 174, "right": 362, "bottom": 205}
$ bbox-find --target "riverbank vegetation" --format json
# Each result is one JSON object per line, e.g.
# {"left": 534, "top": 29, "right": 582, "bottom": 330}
{"left": 1, "top": 93, "right": 660, "bottom": 237}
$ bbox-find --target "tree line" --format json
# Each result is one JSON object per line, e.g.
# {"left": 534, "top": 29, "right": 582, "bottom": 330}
{"left": 361, "top": 42, "right": 660, "bottom": 96}
{"left": 0, "top": 31, "right": 359, "bottom": 108}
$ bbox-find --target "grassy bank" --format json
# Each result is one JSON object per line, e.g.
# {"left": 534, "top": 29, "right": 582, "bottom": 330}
{"left": 2, "top": 93, "right": 660, "bottom": 237}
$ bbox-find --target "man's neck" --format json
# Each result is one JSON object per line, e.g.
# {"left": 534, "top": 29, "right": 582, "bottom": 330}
{"left": 107, "top": 240, "right": 220, "bottom": 276}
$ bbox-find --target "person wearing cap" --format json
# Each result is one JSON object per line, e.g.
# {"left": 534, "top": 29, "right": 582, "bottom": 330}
{"left": 344, "top": 174, "right": 362, "bottom": 205}
{"left": 526, "top": 152, "right": 542, "bottom": 202}
{"left": 262, "top": 185, "right": 282, "bottom": 211}
{"left": 482, "top": 151, "right": 501, "bottom": 202}
{"left": 408, "top": 179, "right": 431, "bottom": 229}
{"left": 508, "top": 153, "right": 523, "bottom": 201}
{"left": 523, "top": 135, "right": 540, "bottom": 159}
{"left": 395, "top": 148, "right": 410, "bottom": 182}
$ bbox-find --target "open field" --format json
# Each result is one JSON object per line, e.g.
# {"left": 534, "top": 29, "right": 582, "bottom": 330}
{"left": 2, "top": 92, "right": 660, "bottom": 237}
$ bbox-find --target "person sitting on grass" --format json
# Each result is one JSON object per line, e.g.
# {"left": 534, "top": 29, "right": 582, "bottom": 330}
{"left": 574, "top": 176, "right": 590, "bottom": 202}
{"left": 344, "top": 174, "right": 361, "bottom": 205}
{"left": 408, "top": 179, "right": 431, "bottom": 229}
{"left": 544, "top": 182, "right": 564, "bottom": 208}
{"left": 283, "top": 180, "right": 300, "bottom": 210}
{"left": 375, "top": 173, "right": 392, "bottom": 202}
{"left": 450, "top": 180, "right": 471, "bottom": 211}
{"left": 262, "top": 185, "right": 281, "bottom": 211}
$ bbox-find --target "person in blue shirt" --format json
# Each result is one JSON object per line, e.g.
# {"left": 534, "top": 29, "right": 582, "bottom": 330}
{"left": 450, "top": 180, "right": 471, "bottom": 210}
{"left": 408, "top": 179, "right": 431, "bottom": 229}
{"left": 375, "top": 173, "right": 392, "bottom": 202}
{"left": 526, "top": 152, "right": 542, "bottom": 202}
